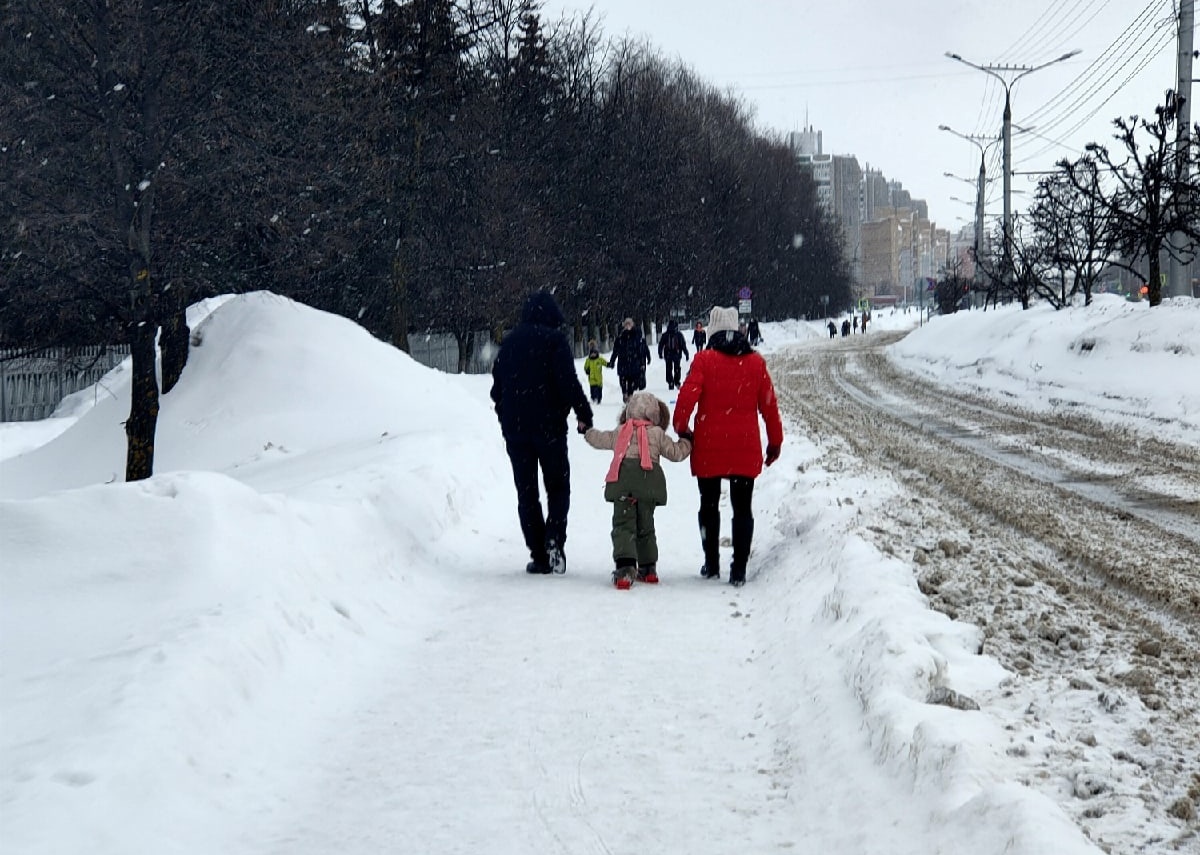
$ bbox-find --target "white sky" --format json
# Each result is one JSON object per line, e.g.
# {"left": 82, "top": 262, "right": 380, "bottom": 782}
{"left": 1, "top": 292, "right": 1198, "bottom": 853}
{"left": 545, "top": 0, "right": 1188, "bottom": 233}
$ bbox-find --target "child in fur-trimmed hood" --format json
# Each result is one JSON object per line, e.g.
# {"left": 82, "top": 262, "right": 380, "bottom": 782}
{"left": 584, "top": 391, "right": 692, "bottom": 588}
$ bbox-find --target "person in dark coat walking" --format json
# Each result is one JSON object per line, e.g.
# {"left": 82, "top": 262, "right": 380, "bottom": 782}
{"left": 609, "top": 318, "right": 651, "bottom": 402}
{"left": 490, "top": 291, "right": 594, "bottom": 575}
{"left": 827, "top": 320, "right": 837, "bottom": 339}
{"left": 746, "top": 318, "right": 763, "bottom": 346}
{"left": 657, "top": 319, "right": 690, "bottom": 390}
{"left": 692, "top": 321, "right": 707, "bottom": 351}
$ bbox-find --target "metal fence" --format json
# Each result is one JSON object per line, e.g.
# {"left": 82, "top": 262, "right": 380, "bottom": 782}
{"left": 407, "top": 328, "right": 623, "bottom": 372}
{"left": 0, "top": 346, "right": 130, "bottom": 422}
{"left": 0, "top": 327, "right": 621, "bottom": 423}
{"left": 407, "top": 331, "right": 498, "bottom": 375}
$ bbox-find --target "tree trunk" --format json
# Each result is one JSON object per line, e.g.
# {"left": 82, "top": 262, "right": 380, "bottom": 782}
{"left": 454, "top": 328, "right": 473, "bottom": 374}
{"left": 125, "top": 318, "right": 160, "bottom": 482}
{"left": 160, "top": 298, "right": 190, "bottom": 394}
{"left": 390, "top": 254, "right": 410, "bottom": 352}
{"left": 1147, "top": 247, "right": 1163, "bottom": 306}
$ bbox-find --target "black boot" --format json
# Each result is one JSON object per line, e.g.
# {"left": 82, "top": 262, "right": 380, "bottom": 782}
{"left": 729, "top": 516, "right": 754, "bottom": 585}
{"left": 698, "top": 508, "right": 720, "bottom": 578}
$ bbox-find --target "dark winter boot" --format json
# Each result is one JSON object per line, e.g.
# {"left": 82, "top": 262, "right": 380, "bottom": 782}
{"left": 526, "top": 561, "right": 552, "bottom": 575}
{"left": 546, "top": 541, "right": 567, "bottom": 575}
{"left": 729, "top": 516, "right": 754, "bottom": 585}
{"left": 698, "top": 508, "right": 720, "bottom": 579}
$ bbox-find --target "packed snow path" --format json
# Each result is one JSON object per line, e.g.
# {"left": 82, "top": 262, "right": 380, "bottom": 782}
{"left": 253, "top": 508, "right": 937, "bottom": 855}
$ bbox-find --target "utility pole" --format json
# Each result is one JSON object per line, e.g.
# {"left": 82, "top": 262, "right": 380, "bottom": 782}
{"left": 939, "top": 125, "right": 1001, "bottom": 301}
{"left": 1168, "top": 0, "right": 1195, "bottom": 299}
{"left": 946, "top": 51, "right": 1079, "bottom": 284}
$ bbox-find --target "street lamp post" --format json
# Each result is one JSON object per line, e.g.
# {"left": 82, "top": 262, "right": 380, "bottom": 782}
{"left": 944, "top": 51, "right": 1079, "bottom": 284}
{"left": 939, "top": 125, "right": 1001, "bottom": 301}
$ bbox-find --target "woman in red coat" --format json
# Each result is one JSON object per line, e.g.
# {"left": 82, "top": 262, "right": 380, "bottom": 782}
{"left": 673, "top": 306, "right": 783, "bottom": 586}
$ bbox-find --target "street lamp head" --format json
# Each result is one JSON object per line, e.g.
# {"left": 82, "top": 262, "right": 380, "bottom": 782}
{"left": 1057, "top": 49, "right": 1081, "bottom": 62}
{"left": 946, "top": 52, "right": 961, "bottom": 61}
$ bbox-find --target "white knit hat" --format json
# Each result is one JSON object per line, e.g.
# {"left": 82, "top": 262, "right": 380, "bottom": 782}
{"left": 706, "top": 306, "right": 740, "bottom": 338}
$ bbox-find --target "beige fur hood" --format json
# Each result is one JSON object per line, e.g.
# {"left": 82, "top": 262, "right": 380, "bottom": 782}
{"left": 584, "top": 392, "right": 692, "bottom": 464}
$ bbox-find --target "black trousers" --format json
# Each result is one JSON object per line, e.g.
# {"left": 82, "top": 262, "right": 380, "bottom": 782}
{"left": 664, "top": 357, "right": 683, "bottom": 388}
{"left": 505, "top": 433, "right": 571, "bottom": 565}
{"left": 619, "top": 373, "right": 641, "bottom": 400}
{"left": 697, "top": 475, "right": 755, "bottom": 579}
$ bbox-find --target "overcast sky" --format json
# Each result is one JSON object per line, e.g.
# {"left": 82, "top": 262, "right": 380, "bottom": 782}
{"left": 545, "top": 0, "right": 1186, "bottom": 234}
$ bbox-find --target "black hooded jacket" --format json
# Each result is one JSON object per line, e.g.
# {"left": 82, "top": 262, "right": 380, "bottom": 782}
{"left": 610, "top": 327, "right": 651, "bottom": 378}
{"left": 657, "top": 320, "right": 689, "bottom": 361}
{"left": 490, "top": 292, "right": 593, "bottom": 441}
{"left": 707, "top": 329, "right": 753, "bottom": 357}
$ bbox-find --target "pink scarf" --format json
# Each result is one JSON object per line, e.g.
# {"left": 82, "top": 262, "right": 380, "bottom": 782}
{"left": 605, "top": 419, "right": 653, "bottom": 483}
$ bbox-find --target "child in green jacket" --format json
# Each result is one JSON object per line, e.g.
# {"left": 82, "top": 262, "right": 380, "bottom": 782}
{"left": 584, "top": 391, "right": 692, "bottom": 588}
{"left": 583, "top": 341, "right": 608, "bottom": 404}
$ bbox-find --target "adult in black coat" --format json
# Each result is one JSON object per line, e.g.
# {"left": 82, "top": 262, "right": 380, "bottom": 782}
{"left": 490, "top": 292, "right": 594, "bottom": 575}
{"left": 657, "top": 319, "right": 690, "bottom": 390}
{"left": 692, "top": 321, "right": 707, "bottom": 351}
{"left": 609, "top": 318, "right": 651, "bottom": 402}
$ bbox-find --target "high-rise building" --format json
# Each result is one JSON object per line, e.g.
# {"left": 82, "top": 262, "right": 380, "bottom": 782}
{"left": 790, "top": 124, "right": 940, "bottom": 303}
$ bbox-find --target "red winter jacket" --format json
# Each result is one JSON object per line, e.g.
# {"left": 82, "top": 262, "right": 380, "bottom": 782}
{"left": 672, "top": 344, "right": 783, "bottom": 479}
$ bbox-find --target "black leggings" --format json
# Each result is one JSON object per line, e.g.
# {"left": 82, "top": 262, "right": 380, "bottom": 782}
{"left": 697, "top": 475, "right": 755, "bottom": 578}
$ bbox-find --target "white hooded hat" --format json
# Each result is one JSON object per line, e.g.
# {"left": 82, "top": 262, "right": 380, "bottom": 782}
{"left": 706, "top": 306, "right": 740, "bottom": 338}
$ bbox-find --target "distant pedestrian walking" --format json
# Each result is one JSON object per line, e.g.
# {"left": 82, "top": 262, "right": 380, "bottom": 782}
{"left": 610, "top": 318, "right": 651, "bottom": 402}
{"left": 490, "top": 291, "right": 594, "bottom": 576}
{"left": 747, "top": 318, "right": 763, "bottom": 346}
{"left": 692, "top": 321, "right": 707, "bottom": 351}
{"left": 583, "top": 341, "right": 608, "bottom": 404}
{"left": 827, "top": 320, "right": 837, "bottom": 339}
{"left": 840, "top": 319, "right": 851, "bottom": 337}
{"left": 657, "top": 320, "right": 690, "bottom": 390}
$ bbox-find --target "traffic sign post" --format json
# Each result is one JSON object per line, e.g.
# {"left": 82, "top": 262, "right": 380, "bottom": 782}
{"left": 737, "top": 287, "right": 752, "bottom": 318}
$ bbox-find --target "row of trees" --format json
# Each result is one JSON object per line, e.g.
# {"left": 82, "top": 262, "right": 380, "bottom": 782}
{"left": 963, "top": 94, "right": 1199, "bottom": 311}
{"left": 1, "top": 0, "right": 852, "bottom": 479}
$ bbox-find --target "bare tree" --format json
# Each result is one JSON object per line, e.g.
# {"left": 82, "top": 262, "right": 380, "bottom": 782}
{"left": 1067, "top": 96, "right": 1200, "bottom": 307}
{"left": 1032, "top": 157, "right": 1116, "bottom": 307}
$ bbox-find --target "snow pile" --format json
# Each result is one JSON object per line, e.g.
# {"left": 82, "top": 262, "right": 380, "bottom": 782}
{"left": 888, "top": 295, "right": 1200, "bottom": 443}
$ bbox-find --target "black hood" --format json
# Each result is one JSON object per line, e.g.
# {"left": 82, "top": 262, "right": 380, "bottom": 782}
{"left": 708, "top": 329, "right": 753, "bottom": 356}
{"left": 667, "top": 320, "right": 679, "bottom": 333}
{"left": 520, "top": 291, "right": 566, "bottom": 328}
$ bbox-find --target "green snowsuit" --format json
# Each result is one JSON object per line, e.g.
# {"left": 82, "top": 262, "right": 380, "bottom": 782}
{"left": 584, "top": 392, "right": 692, "bottom": 569}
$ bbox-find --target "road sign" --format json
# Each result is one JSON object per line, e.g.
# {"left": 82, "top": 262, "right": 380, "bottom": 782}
{"left": 739, "top": 299, "right": 752, "bottom": 314}
{"left": 737, "top": 286, "right": 753, "bottom": 300}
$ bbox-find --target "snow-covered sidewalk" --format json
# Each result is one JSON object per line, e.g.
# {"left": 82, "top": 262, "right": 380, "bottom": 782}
{"left": 0, "top": 294, "right": 1107, "bottom": 854}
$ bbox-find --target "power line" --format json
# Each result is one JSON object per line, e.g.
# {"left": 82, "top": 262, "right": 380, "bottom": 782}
{"left": 999, "top": 0, "right": 1073, "bottom": 62}
{"left": 1018, "top": 18, "right": 1173, "bottom": 150}
{"left": 969, "top": 0, "right": 1107, "bottom": 140}
{"left": 732, "top": 69, "right": 978, "bottom": 90}
{"left": 1015, "top": 25, "right": 1175, "bottom": 165}
{"left": 1006, "top": 0, "right": 1103, "bottom": 63}
{"left": 1021, "top": 0, "right": 1167, "bottom": 127}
